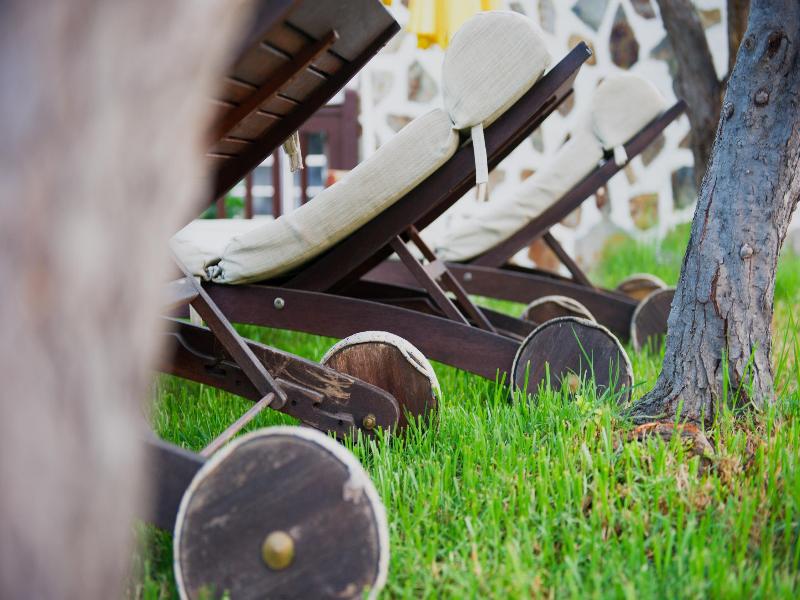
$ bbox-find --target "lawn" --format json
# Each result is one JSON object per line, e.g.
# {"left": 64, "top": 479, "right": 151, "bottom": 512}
{"left": 131, "top": 224, "right": 800, "bottom": 599}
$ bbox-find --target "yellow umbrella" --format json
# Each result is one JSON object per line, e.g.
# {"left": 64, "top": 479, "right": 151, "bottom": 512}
{"left": 384, "top": 0, "right": 499, "bottom": 49}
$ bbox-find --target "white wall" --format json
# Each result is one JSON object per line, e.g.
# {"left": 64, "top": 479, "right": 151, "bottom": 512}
{"left": 352, "top": 0, "right": 780, "bottom": 267}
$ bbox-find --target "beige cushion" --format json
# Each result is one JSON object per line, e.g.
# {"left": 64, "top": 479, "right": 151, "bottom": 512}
{"left": 442, "top": 11, "right": 551, "bottom": 130}
{"left": 175, "top": 109, "right": 459, "bottom": 284}
{"left": 422, "top": 124, "right": 603, "bottom": 262}
{"left": 170, "top": 218, "right": 267, "bottom": 276}
{"left": 424, "top": 75, "right": 667, "bottom": 262}
{"left": 592, "top": 74, "right": 668, "bottom": 149}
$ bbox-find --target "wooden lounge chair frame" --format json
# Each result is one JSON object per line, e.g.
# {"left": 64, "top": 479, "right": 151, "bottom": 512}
{"left": 206, "top": 0, "right": 400, "bottom": 205}
{"left": 198, "top": 44, "right": 634, "bottom": 397}
{"left": 367, "top": 100, "right": 687, "bottom": 341}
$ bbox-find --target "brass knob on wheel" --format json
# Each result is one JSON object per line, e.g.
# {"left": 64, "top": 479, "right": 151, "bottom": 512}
{"left": 362, "top": 414, "right": 377, "bottom": 430}
{"left": 261, "top": 531, "right": 294, "bottom": 570}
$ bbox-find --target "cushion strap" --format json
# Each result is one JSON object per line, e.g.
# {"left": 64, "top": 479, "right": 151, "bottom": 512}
{"left": 282, "top": 131, "right": 304, "bottom": 172}
{"left": 613, "top": 144, "right": 628, "bottom": 167}
{"left": 471, "top": 123, "right": 488, "bottom": 201}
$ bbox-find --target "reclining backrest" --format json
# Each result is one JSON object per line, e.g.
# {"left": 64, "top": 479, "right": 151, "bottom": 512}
{"left": 441, "top": 11, "right": 552, "bottom": 199}
{"left": 425, "top": 74, "right": 669, "bottom": 263}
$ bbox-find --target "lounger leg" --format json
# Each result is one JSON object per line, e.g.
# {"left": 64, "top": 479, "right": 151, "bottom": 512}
{"left": 162, "top": 319, "right": 400, "bottom": 437}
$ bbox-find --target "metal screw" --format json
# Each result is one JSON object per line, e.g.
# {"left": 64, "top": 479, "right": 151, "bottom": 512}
{"left": 262, "top": 531, "right": 294, "bottom": 570}
{"left": 463, "top": 272, "right": 473, "bottom": 282}
{"left": 273, "top": 297, "right": 285, "bottom": 310}
{"left": 362, "top": 414, "right": 377, "bottom": 430}
{"left": 740, "top": 243, "right": 754, "bottom": 259}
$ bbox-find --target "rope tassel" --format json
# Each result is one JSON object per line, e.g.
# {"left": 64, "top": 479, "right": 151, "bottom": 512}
{"left": 471, "top": 123, "right": 488, "bottom": 201}
{"left": 283, "top": 131, "right": 304, "bottom": 172}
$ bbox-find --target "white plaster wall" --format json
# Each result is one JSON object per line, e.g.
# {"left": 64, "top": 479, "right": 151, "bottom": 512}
{"left": 351, "top": 0, "right": 799, "bottom": 267}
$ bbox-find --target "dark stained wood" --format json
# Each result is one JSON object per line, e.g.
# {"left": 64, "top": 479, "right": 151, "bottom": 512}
{"left": 630, "top": 288, "right": 674, "bottom": 353}
{"left": 390, "top": 236, "right": 469, "bottom": 325}
{"left": 512, "top": 318, "right": 633, "bottom": 404}
{"left": 323, "top": 340, "right": 437, "bottom": 429}
{"left": 521, "top": 295, "right": 596, "bottom": 324}
{"left": 144, "top": 437, "right": 205, "bottom": 531}
{"left": 615, "top": 273, "right": 667, "bottom": 301}
{"left": 205, "top": 283, "right": 520, "bottom": 381}
{"left": 163, "top": 320, "right": 400, "bottom": 437}
{"left": 174, "top": 431, "right": 387, "bottom": 600}
{"left": 179, "top": 265, "right": 287, "bottom": 405}
{"left": 211, "top": 2, "right": 400, "bottom": 201}
{"left": 211, "top": 30, "right": 338, "bottom": 142}
{"left": 542, "top": 232, "right": 592, "bottom": 287}
{"left": 162, "top": 277, "right": 199, "bottom": 313}
{"left": 365, "top": 261, "right": 637, "bottom": 340}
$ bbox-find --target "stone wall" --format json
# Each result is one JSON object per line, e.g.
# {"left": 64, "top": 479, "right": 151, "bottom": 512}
{"left": 354, "top": 0, "right": 735, "bottom": 267}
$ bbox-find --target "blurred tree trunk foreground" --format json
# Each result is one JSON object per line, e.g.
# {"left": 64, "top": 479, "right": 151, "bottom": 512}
{"left": 0, "top": 2, "right": 247, "bottom": 598}
{"left": 633, "top": 0, "right": 800, "bottom": 424}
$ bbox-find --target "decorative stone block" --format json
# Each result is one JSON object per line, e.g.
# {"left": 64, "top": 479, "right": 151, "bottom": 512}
{"left": 530, "top": 129, "right": 544, "bottom": 153}
{"left": 408, "top": 61, "right": 437, "bottom": 103}
{"left": 572, "top": 0, "right": 609, "bottom": 32}
{"left": 698, "top": 8, "right": 722, "bottom": 28}
{"left": 641, "top": 133, "right": 665, "bottom": 166}
{"left": 650, "top": 36, "right": 677, "bottom": 77}
{"left": 630, "top": 193, "right": 659, "bottom": 230}
{"left": 671, "top": 166, "right": 696, "bottom": 209}
{"left": 386, "top": 114, "right": 412, "bottom": 132}
{"left": 539, "top": 0, "right": 556, "bottom": 33}
{"left": 631, "top": 0, "right": 656, "bottom": 19}
{"left": 610, "top": 5, "right": 639, "bottom": 69}
{"left": 558, "top": 92, "right": 575, "bottom": 116}
{"left": 371, "top": 70, "right": 393, "bottom": 105}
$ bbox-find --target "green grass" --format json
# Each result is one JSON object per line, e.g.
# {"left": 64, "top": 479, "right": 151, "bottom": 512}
{"left": 131, "top": 227, "right": 800, "bottom": 599}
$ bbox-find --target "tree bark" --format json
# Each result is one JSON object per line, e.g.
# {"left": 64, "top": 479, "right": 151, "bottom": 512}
{"left": 632, "top": 0, "right": 800, "bottom": 425}
{"left": 0, "top": 2, "right": 247, "bottom": 598}
{"left": 655, "top": 0, "right": 723, "bottom": 188}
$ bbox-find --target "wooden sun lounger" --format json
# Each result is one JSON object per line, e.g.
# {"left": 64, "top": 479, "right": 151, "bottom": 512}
{"left": 366, "top": 101, "right": 687, "bottom": 344}
{"left": 159, "top": 0, "right": 405, "bottom": 440}
{"left": 199, "top": 43, "right": 635, "bottom": 401}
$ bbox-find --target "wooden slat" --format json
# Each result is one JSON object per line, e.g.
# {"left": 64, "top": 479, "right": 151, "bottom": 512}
{"left": 211, "top": 30, "right": 338, "bottom": 142}
{"left": 213, "top": 20, "right": 400, "bottom": 199}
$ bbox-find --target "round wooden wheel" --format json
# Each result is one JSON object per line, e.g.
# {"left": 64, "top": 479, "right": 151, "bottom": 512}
{"left": 174, "top": 427, "right": 389, "bottom": 600}
{"left": 322, "top": 331, "right": 439, "bottom": 430}
{"left": 520, "top": 295, "right": 596, "bottom": 324}
{"left": 615, "top": 273, "right": 668, "bottom": 301}
{"left": 630, "top": 288, "right": 674, "bottom": 352}
{"left": 511, "top": 317, "right": 633, "bottom": 403}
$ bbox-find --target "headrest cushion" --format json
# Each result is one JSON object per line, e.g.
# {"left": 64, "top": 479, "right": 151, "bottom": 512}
{"left": 591, "top": 74, "right": 668, "bottom": 149}
{"left": 442, "top": 11, "right": 552, "bottom": 130}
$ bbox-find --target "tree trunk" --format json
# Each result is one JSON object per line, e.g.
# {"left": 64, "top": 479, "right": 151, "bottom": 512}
{"left": 0, "top": 2, "right": 247, "bottom": 598}
{"left": 655, "top": 0, "right": 723, "bottom": 188}
{"left": 632, "top": 0, "right": 800, "bottom": 425}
